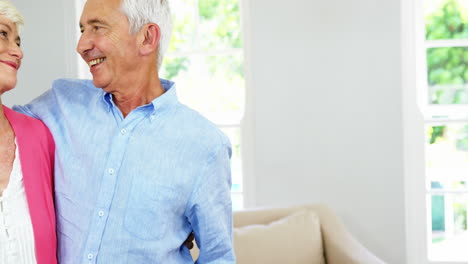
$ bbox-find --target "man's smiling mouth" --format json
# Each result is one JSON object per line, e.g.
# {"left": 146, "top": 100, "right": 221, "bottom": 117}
{"left": 89, "top": 57, "right": 106, "bottom": 67}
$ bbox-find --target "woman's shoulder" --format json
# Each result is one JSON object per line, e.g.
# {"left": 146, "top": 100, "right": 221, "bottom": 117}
{"left": 4, "top": 105, "right": 49, "bottom": 131}
{"left": 4, "top": 105, "right": 54, "bottom": 149}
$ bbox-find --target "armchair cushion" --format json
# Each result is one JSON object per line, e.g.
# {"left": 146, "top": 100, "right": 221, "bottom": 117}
{"left": 233, "top": 210, "right": 326, "bottom": 264}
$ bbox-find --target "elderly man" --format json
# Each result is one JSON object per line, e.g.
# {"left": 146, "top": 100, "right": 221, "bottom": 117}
{"left": 14, "top": 0, "right": 235, "bottom": 263}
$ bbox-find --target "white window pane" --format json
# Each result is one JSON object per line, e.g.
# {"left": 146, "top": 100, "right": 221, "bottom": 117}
{"left": 162, "top": 54, "right": 245, "bottom": 124}
{"left": 168, "top": 0, "right": 197, "bottom": 53}
{"left": 231, "top": 192, "right": 244, "bottom": 211}
{"left": 425, "top": 124, "right": 468, "bottom": 182}
{"left": 428, "top": 193, "right": 468, "bottom": 261}
{"left": 426, "top": 124, "right": 468, "bottom": 261}
{"left": 430, "top": 180, "right": 468, "bottom": 191}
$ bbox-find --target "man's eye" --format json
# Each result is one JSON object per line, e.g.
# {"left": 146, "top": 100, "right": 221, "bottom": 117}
{"left": 0, "top": 31, "right": 7, "bottom": 37}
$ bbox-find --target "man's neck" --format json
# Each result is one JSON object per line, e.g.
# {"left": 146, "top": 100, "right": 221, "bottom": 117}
{"left": 112, "top": 77, "right": 165, "bottom": 118}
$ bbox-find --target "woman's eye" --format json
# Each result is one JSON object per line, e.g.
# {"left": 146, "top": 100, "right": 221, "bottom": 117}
{"left": 0, "top": 31, "right": 7, "bottom": 37}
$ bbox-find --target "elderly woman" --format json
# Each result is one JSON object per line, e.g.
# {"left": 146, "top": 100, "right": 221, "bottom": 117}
{"left": 0, "top": 1, "right": 57, "bottom": 264}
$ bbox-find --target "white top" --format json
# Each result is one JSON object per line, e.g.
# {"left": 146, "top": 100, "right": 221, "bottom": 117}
{"left": 0, "top": 143, "right": 37, "bottom": 264}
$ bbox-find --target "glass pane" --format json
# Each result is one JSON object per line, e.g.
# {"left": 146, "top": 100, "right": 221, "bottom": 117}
{"left": 160, "top": 56, "right": 191, "bottom": 80}
{"left": 424, "top": 0, "right": 468, "bottom": 40}
{"left": 221, "top": 127, "right": 243, "bottom": 193}
{"left": 428, "top": 193, "right": 468, "bottom": 261}
{"left": 198, "top": 0, "right": 243, "bottom": 50}
{"left": 431, "top": 181, "right": 468, "bottom": 190}
{"left": 161, "top": 54, "right": 245, "bottom": 124}
{"left": 231, "top": 192, "right": 244, "bottom": 211}
{"left": 426, "top": 47, "right": 468, "bottom": 104}
{"left": 426, "top": 124, "right": 468, "bottom": 182}
{"left": 168, "top": 0, "right": 197, "bottom": 52}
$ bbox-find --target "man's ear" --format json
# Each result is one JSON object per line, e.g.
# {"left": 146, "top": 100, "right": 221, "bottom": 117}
{"left": 138, "top": 23, "right": 160, "bottom": 56}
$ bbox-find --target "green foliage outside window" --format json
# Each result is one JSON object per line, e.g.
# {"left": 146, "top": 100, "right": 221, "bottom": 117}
{"left": 425, "top": 0, "right": 468, "bottom": 106}
{"left": 426, "top": 0, "right": 468, "bottom": 145}
{"left": 429, "top": 125, "right": 446, "bottom": 144}
{"left": 163, "top": 57, "right": 190, "bottom": 80}
{"left": 425, "top": 0, "right": 468, "bottom": 234}
{"left": 426, "top": 0, "right": 468, "bottom": 40}
{"left": 454, "top": 200, "right": 467, "bottom": 230}
{"left": 161, "top": 0, "right": 243, "bottom": 80}
{"left": 198, "top": 0, "right": 242, "bottom": 49}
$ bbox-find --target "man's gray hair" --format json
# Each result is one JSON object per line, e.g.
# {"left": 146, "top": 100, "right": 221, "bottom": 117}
{"left": 121, "top": 0, "right": 172, "bottom": 69}
{"left": 0, "top": 0, "right": 24, "bottom": 32}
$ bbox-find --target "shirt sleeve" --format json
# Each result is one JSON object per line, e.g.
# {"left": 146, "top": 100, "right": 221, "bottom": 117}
{"left": 13, "top": 103, "right": 41, "bottom": 119}
{"left": 185, "top": 143, "right": 236, "bottom": 264}
{"left": 12, "top": 87, "right": 57, "bottom": 120}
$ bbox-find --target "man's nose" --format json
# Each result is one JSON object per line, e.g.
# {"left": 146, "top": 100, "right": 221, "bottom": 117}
{"left": 77, "top": 31, "right": 92, "bottom": 56}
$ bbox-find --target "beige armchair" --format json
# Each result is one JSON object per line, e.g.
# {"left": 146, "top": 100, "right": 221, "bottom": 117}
{"left": 191, "top": 204, "right": 386, "bottom": 264}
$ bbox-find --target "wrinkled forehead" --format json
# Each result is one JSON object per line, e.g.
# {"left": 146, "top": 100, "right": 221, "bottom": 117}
{"left": 80, "top": 0, "right": 126, "bottom": 25}
{"left": 81, "top": 0, "right": 123, "bottom": 16}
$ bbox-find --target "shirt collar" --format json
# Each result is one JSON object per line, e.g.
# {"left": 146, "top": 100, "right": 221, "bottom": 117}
{"left": 101, "top": 79, "right": 178, "bottom": 114}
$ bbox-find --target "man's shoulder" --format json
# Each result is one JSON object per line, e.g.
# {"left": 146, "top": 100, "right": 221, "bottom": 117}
{"left": 172, "top": 105, "right": 231, "bottom": 148}
{"left": 52, "top": 78, "right": 100, "bottom": 95}
{"left": 14, "top": 78, "right": 104, "bottom": 119}
{"left": 47, "top": 78, "right": 105, "bottom": 108}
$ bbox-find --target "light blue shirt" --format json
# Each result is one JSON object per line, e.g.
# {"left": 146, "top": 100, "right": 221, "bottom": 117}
{"left": 14, "top": 79, "right": 235, "bottom": 264}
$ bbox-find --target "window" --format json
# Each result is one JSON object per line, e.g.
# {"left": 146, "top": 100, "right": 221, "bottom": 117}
{"left": 75, "top": 0, "right": 246, "bottom": 210}
{"left": 418, "top": 0, "right": 468, "bottom": 262}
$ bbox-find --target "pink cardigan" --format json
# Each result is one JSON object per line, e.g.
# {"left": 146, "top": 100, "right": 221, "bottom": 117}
{"left": 3, "top": 106, "right": 57, "bottom": 264}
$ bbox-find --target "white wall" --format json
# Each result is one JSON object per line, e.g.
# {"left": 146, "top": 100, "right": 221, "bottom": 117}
{"left": 243, "top": 0, "right": 405, "bottom": 263}
{"left": 8, "top": 0, "right": 406, "bottom": 263}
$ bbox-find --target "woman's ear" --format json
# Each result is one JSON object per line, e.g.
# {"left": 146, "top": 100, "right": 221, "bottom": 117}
{"left": 138, "top": 23, "right": 160, "bottom": 56}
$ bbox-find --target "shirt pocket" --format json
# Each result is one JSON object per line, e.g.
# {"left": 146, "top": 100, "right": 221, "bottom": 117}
{"left": 124, "top": 184, "right": 179, "bottom": 240}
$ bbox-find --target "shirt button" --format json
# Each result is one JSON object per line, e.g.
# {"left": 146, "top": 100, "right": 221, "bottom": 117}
{"left": 108, "top": 168, "right": 114, "bottom": 174}
{"left": 150, "top": 115, "right": 155, "bottom": 120}
{"left": 98, "top": 211, "right": 105, "bottom": 217}
{"left": 120, "top": 128, "right": 127, "bottom": 135}
{"left": 87, "top": 253, "right": 93, "bottom": 259}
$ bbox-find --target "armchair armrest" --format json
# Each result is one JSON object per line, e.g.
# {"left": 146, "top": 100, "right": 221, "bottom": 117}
{"left": 314, "top": 205, "right": 386, "bottom": 264}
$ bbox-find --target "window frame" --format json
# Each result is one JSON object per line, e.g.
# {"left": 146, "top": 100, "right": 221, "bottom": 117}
{"left": 403, "top": 0, "right": 468, "bottom": 263}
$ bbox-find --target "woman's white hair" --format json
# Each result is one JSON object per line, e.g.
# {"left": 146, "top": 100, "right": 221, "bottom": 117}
{"left": 0, "top": 0, "right": 24, "bottom": 32}
{"left": 121, "top": 0, "right": 172, "bottom": 69}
